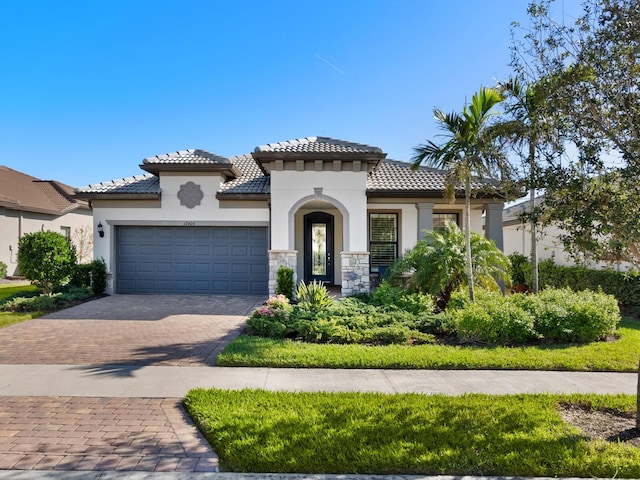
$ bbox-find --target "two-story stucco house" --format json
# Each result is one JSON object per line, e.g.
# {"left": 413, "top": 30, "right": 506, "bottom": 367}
{"left": 75, "top": 136, "right": 506, "bottom": 296}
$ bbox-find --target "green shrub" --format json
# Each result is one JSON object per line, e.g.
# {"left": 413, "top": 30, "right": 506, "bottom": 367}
{"left": 510, "top": 288, "right": 619, "bottom": 343}
{"left": 17, "top": 231, "right": 77, "bottom": 294}
{"left": 1, "top": 287, "right": 93, "bottom": 312}
{"left": 0, "top": 261, "right": 7, "bottom": 278}
{"left": 363, "top": 325, "right": 434, "bottom": 345}
{"left": 454, "top": 292, "right": 538, "bottom": 345}
{"left": 389, "top": 222, "right": 510, "bottom": 310}
{"left": 276, "top": 266, "right": 294, "bottom": 300}
{"left": 508, "top": 253, "right": 532, "bottom": 290}
{"left": 452, "top": 287, "right": 621, "bottom": 345}
{"left": 538, "top": 259, "right": 640, "bottom": 306}
{"left": 70, "top": 263, "right": 92, "bottom": 288}
{"left": 246, "top": 295, "right": 294, "bottom": 338}
{"left": 295, "top": 280, "right": 334, "bottom": 313}
{"left": 370, "top": 282, "right": 434, "bottom": 314}
{"left": 91, "top": 258, "right": 107, "bottom": 295}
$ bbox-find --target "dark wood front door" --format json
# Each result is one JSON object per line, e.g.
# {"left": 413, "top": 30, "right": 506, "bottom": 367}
{"left": 303, "top": 212, "right": 334, "bottom": 284}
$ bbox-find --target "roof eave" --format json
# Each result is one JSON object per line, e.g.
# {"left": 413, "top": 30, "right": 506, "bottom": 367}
{"left": 216, "top": 192, "right": 270, "bottom": 201}
{"left": 73, "top": 192, "right": 161, "bottom": 201}
{"left": 366, "top": 189, "right": 508, "bottom": 200}
{"left": 139, "top": 163, "right": 241, "bottom": 179}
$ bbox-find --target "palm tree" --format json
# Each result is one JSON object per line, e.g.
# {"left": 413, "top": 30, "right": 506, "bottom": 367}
{"left": 497, "top": 77, "right": 544, "bottom": 293}
{"left": 390, "top": 221, "right": 511, "bottom": 311}
{"left": 412, "top": 86, "right": 505, "bottom": 303}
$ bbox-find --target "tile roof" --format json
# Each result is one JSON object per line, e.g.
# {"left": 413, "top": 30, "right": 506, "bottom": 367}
{"left": 218, "top": 154, "right": 270, "bottom": 196}
{"left": 142, "top": 149, "right": 231, "bottom": 165}
{"left": 366, "top": 159, "right": 490, "bottom": 193}
{"left": 75, "top": 174, "right": 160, "bottom": 196}
{"left": 255, "top": 136, "right": 383, "bottom": 154}
{"left": 0, "top": 165, "right": 88, "bottom": 215}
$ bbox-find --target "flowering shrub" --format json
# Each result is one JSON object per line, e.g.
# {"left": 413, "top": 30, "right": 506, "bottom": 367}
{"left": 246, "top": 295, "right": 294, "bottom": 338}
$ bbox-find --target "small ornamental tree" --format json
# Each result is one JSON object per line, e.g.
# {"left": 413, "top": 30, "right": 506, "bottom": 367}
{"left": 18, "top": 231, "right": 77, "bottom": 294}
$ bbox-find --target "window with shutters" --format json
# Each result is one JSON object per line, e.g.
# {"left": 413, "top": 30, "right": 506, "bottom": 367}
{"left": 433, "top": 213, "right": 459, "bottom": 230}
{"left": 369, "top": 212, "right": 398, "bottom": 273}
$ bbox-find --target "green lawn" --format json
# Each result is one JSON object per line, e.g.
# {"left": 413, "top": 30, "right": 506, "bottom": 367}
{"left": 0, "top": 283, "right": 37, "bottom": 301}
{"left": 0, "top": 283, "right": 42, "bottom": 327}
{"left": 218, "top": 316, "right": 640, "bottom": 372}
{"left": 0, "top": 311, "right": 44, "bottom": 328}
{"left": 184, "top": 389, "right": 640, "bottom": 477}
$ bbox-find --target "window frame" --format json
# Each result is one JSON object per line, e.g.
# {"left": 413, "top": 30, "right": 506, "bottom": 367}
{"left": 432, "top": 212, "right": 460, "bottom": 230}
{"left": 368, "top": 211, "right": 399, "bottom": 273}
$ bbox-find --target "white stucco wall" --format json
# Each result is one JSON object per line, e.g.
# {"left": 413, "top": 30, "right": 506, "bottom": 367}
{"left": 0, "top": 208, "right": 93, "bottom": 276}
{"left": 270, "top": 170, "right": 369, "bottom": 252}
{"left": 504, "top": 221, "right": 635, "bottom": 271}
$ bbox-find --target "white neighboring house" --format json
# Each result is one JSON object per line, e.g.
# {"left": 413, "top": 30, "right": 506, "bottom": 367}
{"left": 503, "top": 196, "right": 635, "bottom": 271}
{"left": 75, "top": 136, "right": 507, "bottom": 296}
{"left": 0, "top": 165, "right": 93, "bottom": 276}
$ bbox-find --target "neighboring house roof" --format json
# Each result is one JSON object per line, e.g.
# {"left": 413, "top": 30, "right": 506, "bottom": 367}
{"left": 0, "top": 165, "right": 89, "bottom": 215}
{"left": 503, "top": 196, "right": 545, "bottom": 225}
{"left": 75, "top": 136, "right": 505, "bottom": 201}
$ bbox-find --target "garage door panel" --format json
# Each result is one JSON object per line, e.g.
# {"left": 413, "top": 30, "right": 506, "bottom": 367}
{"left": 212, "top": 263, "right": 229, "bottom": 273}
{"left": 231, "top": 246, "right": 248, "bottom": 257}
{"left": 116, "top": 226, "right": 267, "bottom": 294}
{"left": 193, "top": 245, "right": 210, "bottom": 256}
{"left": 213, "top": 246, "right": 229, "bottom": 256}
{"left": 193, "top": 263, "right": 211, "bottom": 274}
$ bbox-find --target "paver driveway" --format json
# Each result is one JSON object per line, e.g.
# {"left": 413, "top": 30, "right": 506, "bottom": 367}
{"left": 0, "top": 294, "right": 264, "bottom": 473}
{"left": 0, "top": 294, "right": 264, "bottom": 366}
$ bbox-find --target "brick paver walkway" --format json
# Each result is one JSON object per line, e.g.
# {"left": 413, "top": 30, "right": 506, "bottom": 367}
{"left": 0, "top": 397, "right": 218, "bottom": 472}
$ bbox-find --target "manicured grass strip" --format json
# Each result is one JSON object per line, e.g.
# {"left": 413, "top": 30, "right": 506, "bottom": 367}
{"left": 218, "top": 317, "right": 640, "bottom": 372}
{"left": 0, "top": 311, "right": 43, "bottom": 328}
{"left": 184, "top": 389, "right": 640, "bottom": 477}
{"left": 0, "top": 284, "right": 37, "bottom": 301}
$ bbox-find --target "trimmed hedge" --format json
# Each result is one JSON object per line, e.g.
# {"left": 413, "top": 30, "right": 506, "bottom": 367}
{"left": 451, "top": 288, "right": 620, "bottom": 345}
{"left": 508, "top": 255, "right": 640, "bottom": 306}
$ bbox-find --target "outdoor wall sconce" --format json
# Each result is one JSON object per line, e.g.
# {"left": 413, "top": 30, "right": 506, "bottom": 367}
{"left": 97, "top": 222, "right": 104, "bottom": 238}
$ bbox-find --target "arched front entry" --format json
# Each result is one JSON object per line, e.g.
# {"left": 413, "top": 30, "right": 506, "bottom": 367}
{"left": 303, "top": 211, "right": 334, "bottom": 284}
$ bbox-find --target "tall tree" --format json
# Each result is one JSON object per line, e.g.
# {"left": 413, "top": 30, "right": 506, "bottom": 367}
{"left": 513, "top": 0, "right": 640, "bottom": 267}
{"left": 412, "top": 86, "right": 506, "bottom": 302}
{"left": 496, "top": 76, "right": 563, "bottom": 292}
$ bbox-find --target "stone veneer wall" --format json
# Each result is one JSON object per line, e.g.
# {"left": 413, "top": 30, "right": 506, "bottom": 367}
{"left": 268, "top": 250, "right": 298, "bottom": 297}
{"left": 341, "top": 251, "right": 370, "bottom": 296}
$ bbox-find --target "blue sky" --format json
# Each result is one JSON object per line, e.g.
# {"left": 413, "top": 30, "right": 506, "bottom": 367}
{"left": 0, "top": 1, "right": 582, "bottom": 187}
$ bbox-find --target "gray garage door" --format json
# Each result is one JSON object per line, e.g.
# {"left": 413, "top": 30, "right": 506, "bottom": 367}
{"left": 116, "top": 226, "right": 268, "bottom": 294}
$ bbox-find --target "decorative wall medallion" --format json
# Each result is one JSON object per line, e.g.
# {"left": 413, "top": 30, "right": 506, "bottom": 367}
{"left": 177, "top": 181, "right": 204, "bottom": 209}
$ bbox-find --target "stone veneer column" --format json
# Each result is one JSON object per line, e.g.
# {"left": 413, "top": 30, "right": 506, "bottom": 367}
{"left": 268, "top": 250, "right": 298, "bottom": 297}
{"left": 341, "top": 251, "right": 370, "bottom": 296}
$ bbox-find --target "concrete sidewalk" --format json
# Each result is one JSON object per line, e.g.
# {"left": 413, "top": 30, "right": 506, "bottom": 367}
{"left": 0, "top": 364, "right": 635, "bottom": 397}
